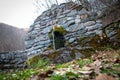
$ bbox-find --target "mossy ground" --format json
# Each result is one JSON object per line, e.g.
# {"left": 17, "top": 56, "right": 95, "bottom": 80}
{"left": 0, "top": 49, "right": 120, "bottom": 80}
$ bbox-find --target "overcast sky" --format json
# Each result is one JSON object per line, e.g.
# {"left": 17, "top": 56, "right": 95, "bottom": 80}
{"left": 0, "top": 0, "right": 37, "bottom": 28}
{"left": 0, "top": 0, "right": 67, "bottom": 28}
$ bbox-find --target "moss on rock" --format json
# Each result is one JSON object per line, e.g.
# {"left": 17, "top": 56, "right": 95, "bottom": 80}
{"left": 49, "top": 25, "right": 68, "bottom": 39}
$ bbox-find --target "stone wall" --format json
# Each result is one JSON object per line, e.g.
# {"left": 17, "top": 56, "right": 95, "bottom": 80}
{"left": 0, "top": 51, "right": 27, "bottom": 69}
{"left": 25, "top": 2, "right": 120, "bottom": 57}
{"left": 0, "top": 2, "right": 120, "bottom": 69}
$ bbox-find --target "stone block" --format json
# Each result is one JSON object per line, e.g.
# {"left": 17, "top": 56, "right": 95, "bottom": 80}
{"left": 67, "top": 10, "right": 77, "bottom": 17}
{"left": 84, "top": 21, "right": 96, "bottom": 27}
{"left": 80, "top": 14, "right": 89, "bottom": 19}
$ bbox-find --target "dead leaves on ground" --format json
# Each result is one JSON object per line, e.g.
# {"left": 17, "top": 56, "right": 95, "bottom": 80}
{"left": 95, "top": 74, "right": 116, "bottom": 80}
{"left": 30, "top": 50, "right": 120, "bottom": 80}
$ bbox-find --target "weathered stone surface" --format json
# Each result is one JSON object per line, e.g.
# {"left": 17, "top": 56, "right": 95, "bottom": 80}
{"left": 40, "top": 47, "right": 83, "bottom": 63}
{"left": 66, "top": 24, "right": 77, "bottom": 31}
{"left": 75, "top": 18, "right": 81, "bottom": 24}
{"left": 0, "top": 51, "right": 27, "bottom": 69}
{"left": 67, "top": 10, "right": 77, "bottom": 17}
{"left": 41, "top": 26, "right": 53, "bottom": 34}
{"left": 78, "top": 8, "right": 88, "bottom": 15}
{"left": 84, "top": 21, "right": 96, "bottom": 27}
{"left": 80, "top": 14, "right": 89, "bottom": 19}
{"left": 25, "top": 1, "right": 120, "bottom": 65}
{"left": 68, "top": 38, "right": 76, "bottom": 43}
{"left": 57, "top": 15, "right": 66, "bottom": 19}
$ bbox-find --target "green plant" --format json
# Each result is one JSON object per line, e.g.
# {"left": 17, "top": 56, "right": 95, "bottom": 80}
{"left": 50, "top": 74, "right": 64, "bottom": 80}
{"left": 56, "top": 64, "right": 68, "bottom": 68}
{"left": 65, "top": 72, "right": 79, "bottom": 79}
{"left": 0, "top": 69, "right": 38, "bottom": 80}
{"left": 26, "top": 55, "right": 50, "bottom": 68}
{"left": 77, "top": 58, "right": 93, "bottom": 67}
{"left": 103, "top": 44, "right": 112, "bottom": 50}
{"left": 34, "top": 58, "right": 50, "bottom": 68}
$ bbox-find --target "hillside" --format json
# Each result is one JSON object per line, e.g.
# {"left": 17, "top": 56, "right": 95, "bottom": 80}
{"left": 0, "top": 23, "right": 27, "bottom": 52}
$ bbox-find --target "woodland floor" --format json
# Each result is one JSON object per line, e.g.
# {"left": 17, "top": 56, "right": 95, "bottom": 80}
{"left": 0, "top": 49, "right": 120, "bottom": 80}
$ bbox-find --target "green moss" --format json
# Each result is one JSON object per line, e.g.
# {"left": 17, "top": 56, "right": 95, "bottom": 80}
{"left": 65, "top": 72, "right": 79, "bottom": 79}
{"left": 77, "top": 58, "right": 93, "bottom": 67}
{"left": 79, "top": 34, "right": 109, "bottom": 49}
{"left": 49, "top": 25, "right": 68, "bottom": 39}
{"left": 26, "top": 55, "right": 50, "bottom": 68}
{"left": 78, "top": 36, "right": 90, "bottom": 46}
{"left": 26, "top": 55, "right": 40, "bottom": 66}
{"left": 50, "top": 74, "right": 64, "bottom": 80}
{"left": 0, "top": 69, "right": 38, "bottom": 80}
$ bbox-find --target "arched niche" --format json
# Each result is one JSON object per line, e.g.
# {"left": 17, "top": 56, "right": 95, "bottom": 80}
{"left": 49, "top": 25, "right": 67, "bottom": 50}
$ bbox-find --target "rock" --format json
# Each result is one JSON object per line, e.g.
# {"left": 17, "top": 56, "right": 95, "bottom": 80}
{"left": 107, "top": 31, "right": 117, "bottom": 38}
{"left": 46, "top": 10, "right": 52, "bottom": 16}
{"left": 42, "top": 17, "right": 49, "bottom": 21}
{"left": 66, "top": 24, "right": 77, "bottom": 31}
{"left": 80, "top": 14, "right": 89, "bottom": 19}
{"left": 67, "top": 10, "right": 77, "bottom": 17}
{"left": 78, "top": 8, "right": 88, "bottom": 15}
{"left": 86, "top": 23, "right": 103, "bottom": 31}
{"left": 75, "top": 18, "right": 81, "bottom": 24}
{"left": 75, "top": 52, "right": 83, "bottom": 59}
{"left": 66, "top": 19, "right": 75, "bottom": 27}
{"left": 76, "top": 15, "right": 80, "bottom": 19}
{"left": 73, "top": 23, "right": 85, "bottom": 31}
{"left": 68, "top": 38, "right": 76, "bottom": 43}
{"left": 96, "top": 20, "right": 102, "bottom": 23}
{"left": 40, "top": 47, "right": 83, "bottom": 63}
{"left": 57, "top": 15, "right": 66, "bottom": 19}
{"left": 41, "top": 26, "right": 53, "bottom": 34}
{"left": 86, "top": 25, "right": 96, "bottom": 31}
{"left": 84, "top": 21, "right": 96, "bottom": 27}
{"left": 0, "top": 51, "right": 27, "bottom": 69}
{"left": 63, "top": 10, "right": 71, "bottom": 14}
{"left": 67, "top": 17, "right": 75, "bottom": 21}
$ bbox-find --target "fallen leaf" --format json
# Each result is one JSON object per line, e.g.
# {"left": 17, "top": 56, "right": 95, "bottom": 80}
{"left": 95, "top": 74, "right": 116, "bottom": 80}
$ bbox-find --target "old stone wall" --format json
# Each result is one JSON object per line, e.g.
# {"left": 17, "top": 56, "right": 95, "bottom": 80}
{"left": 25, "top": 2, "right": 97, "bottom": 56}
{"left": 0, "top": 2, "right": 120, "bottom": 69}
{"left": 0, "top": 51, "right": 27, "bottom": 69}
{"left": 25, "top": 2, "right": 120, "bottom": 57}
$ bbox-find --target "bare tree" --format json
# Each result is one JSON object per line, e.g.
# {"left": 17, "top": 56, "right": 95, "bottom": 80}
{"left": 34, "top": 0, "right": 76, "bottom": 14}
{"left": 76, "top": 0, "right": 120, "bottom": 11}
